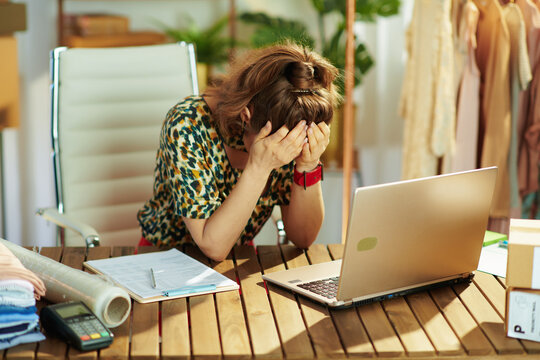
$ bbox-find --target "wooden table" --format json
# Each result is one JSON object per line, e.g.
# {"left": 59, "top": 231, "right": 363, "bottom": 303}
{"left": 4, "top": 244, "right": 540, "bottom": 359}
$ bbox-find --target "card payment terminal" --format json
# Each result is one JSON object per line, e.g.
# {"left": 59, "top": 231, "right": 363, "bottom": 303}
{"left": 40, "top": 301, "right": 114, "bottom": 351}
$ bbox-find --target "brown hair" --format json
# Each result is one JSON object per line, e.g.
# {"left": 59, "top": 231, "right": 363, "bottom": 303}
{"left": 207, "top": 43, "right": 340, "bottom": 137}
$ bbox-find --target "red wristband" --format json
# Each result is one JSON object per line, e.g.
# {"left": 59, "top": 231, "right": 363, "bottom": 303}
{"left": 293, "top": 163, "right": 324, "bottom": 190}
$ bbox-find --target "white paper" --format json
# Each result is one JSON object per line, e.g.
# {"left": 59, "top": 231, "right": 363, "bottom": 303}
{"left": 477, "top": 244, "right": 507, "bottom": 278}
{"left": 531, "top": 247, "right": 540, "bottom": 288}
{"left": 508, "top": 291, "right": 540, "bottom": 342}
{"left": 85, "top": 248, "right": 238, "bottom": 300}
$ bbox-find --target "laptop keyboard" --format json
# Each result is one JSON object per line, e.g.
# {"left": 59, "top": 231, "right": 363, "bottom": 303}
{"left": 297, "top": 276, "right": 339, "bottom": 299}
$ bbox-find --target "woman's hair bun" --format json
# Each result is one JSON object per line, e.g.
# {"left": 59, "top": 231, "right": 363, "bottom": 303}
{"left": 285, "top": 61, "right": 318, "bottom": 89}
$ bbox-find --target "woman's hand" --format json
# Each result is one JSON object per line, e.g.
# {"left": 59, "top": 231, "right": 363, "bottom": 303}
{"left": 295, "top": 121, "right": 330, "bottom": 172}
{"left": 247, "top": 120, "right": 308, "bottom": 174}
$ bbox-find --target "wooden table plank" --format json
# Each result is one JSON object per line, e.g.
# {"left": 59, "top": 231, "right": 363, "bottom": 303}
{"left": 131, "top": 302, "right": 159, "bottom": 360}
{"left": 327, "top": 244, "right": 344, "bottom": 260}
{"left": 453, "top": 282, "right": 524, "bottom": 355}
{"left": 85, "top": 247, "right": 111, "bottom": 262}
{"left": 213, "top": 257, "right": 251, "bottom": 359}
{"left": 281, "top": 244, "right": 345, "bottom": 359}
{"left": 473, "top": 271, "right": 506, "bottom": 319}
{"left": 60, "top": 247, "right": 86, "bottom": 270}
{"left": 430, "top": 286, "right": 494, "bottom": 356}
{"left": 406, "top": 292, "right": 464, "bottom": 356}
{"left": 5, "top": 342, "right": 37, "bottom": 360}
{"left": 328, "top": 243, "right": 404, "bottom": 357}
{"left": 382, "top": 297, "right": 436, "bottom": 356}
{"left": 161, "top": 299, "right": 190, "bottom": 360}
{"left": 94, "top": 247, "right": 133, "bottom": 360}
{"left": 234, "top": 246, "right": 281, "bottom": 359}
{"left": 357, "top": 302, "right": 406, "bottom": 357}
{"left": 257, "top": 245, "right": 314, "bottom": 359}
{"left": 306, "top": 245, "right": 375, "bottom": 357}
{"left": 184, "top": 245, "right": 222, "bottom": 360}
{"left": 131, "top": 247, "right": 160, "bottom": 360}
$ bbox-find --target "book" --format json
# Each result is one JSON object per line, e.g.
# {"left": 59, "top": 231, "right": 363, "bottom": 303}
{"left": 64, "top": 31, "right": 167, "bottom": 48}
{"left": 83, "top": 248, "right": 239, "bottom": 303}
{"left": 62, "top": 13, "right": 129, "bottom": 37}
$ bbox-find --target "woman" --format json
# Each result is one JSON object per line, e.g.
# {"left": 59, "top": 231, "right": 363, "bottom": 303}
{"left": 138, "top": 43, "right": 340, "bottom": 261}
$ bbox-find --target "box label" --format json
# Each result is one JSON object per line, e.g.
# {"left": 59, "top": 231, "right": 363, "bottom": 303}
{"left": 508, "top": 291, "right": 540, "bottom": 341}
{"left": 532, "top": 247, "right": 540, "bottom": 288}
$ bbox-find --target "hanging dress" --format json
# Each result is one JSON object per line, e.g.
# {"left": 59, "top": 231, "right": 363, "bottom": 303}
{"left": 399, "top": 0, "right": 455, "bottom": 180}
{"left": 474, "top": 0, "right": 512, "bottom": 217}
{"left": 452, "top": 0, "right": 481, "bottom": 172}
{"left": 517, "top": 0, "right": 540, "bottom": 213}
{"left": 504, "top": 3, "right": 532, "bottom": 218}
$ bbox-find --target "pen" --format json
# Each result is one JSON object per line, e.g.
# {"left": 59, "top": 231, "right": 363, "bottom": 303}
{"left": 150, "top": 268, "right": 157, "bottom": 289}
{"left": 163, "top": 284, "right": 216, "bottom": 297}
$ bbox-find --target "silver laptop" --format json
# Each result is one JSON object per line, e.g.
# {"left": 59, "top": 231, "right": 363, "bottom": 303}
{"left": 262, "top": 167, "right": 498, "bottom": 308}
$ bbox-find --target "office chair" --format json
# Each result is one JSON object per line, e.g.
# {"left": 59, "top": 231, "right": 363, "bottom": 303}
{"left": 37, "top": 43, "right": 199, "bottom": 247}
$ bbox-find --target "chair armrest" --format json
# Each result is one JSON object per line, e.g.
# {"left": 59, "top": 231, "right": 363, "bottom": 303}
{"left": 36, "top": 208, "right": 100, "bottom": 247}
{"left": 271, "top": 207, "right": 287, "bottom": 245}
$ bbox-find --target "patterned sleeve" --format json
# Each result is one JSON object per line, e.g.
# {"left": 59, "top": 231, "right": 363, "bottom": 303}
{"left": 276, "top": 163, "right": 294, "bottom": 206}
{"left": 161, "top": 107, "right": 221, "bottom": 219}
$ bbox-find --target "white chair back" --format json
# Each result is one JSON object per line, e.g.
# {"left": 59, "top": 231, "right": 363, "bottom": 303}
{"left": 50, "top": 43, "right": 199, "bottom": 246}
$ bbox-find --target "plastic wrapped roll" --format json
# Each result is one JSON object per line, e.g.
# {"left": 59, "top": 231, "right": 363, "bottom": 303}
{"left": 0, "top": 239, "right": 131, "bottom": 328}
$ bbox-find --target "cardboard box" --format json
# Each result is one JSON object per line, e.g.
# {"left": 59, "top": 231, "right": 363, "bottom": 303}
{"left": 506, "top": 219, "right": 540, "bottom": 289}
{"left": 0, "top": 2, "right": 26, "bottom": 34}
{"left": 506, "top": 287, "right": 540, "bottom": 342}
{"left": 0, "top": 35, "right": 20, "bottom": 129}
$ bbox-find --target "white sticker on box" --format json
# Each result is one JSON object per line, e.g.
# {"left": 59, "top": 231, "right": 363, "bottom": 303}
{"left": 532, "top": 247, "right": 540, "bottom": 289}
{"left": 508, "top": 291, "right": 540, "bottom": 342}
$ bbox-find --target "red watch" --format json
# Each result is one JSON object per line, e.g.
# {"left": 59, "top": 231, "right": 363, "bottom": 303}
{"left": 293, "top": 163, "right": 324, "bottom": 190}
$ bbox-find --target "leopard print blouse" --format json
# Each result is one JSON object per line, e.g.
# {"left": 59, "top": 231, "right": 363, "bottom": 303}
{"left": 137, "top": 96, "right": 293, "bottom": 248}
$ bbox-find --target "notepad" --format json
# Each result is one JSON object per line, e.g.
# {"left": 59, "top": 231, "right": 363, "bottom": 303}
{"left": 83, "top": 249, "right": 239, "bottom": 303}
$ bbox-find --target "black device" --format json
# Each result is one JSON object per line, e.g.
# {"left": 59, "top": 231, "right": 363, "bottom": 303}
{"left": 40, "top": 301, "right": 114, "bottom": 351}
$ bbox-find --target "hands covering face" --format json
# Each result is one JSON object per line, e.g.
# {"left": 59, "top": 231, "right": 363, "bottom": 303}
{"left": 296, "top": 121, "right": 330, "bottom": 172}
{"left": 248, "top": 120, "right": 330, "bottom": 175}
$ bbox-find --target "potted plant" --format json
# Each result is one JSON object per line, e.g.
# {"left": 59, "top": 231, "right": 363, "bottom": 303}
{"left": 160, "top": 16, "right": 232, "bottom": 90}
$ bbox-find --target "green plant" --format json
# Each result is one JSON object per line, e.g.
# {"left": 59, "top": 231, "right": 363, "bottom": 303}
{"left": 240, "top": 0, "right": 400, "bottom": 94}
{"left": 160, "top": 16, "right": 232, "bottom": 65}
{"left": 239, "top": 12, "right": 314, "bottom": 50}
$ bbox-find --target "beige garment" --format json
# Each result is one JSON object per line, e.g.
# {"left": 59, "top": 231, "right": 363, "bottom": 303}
{"left": 474, "top": 0, "right": 511, "bottom": 217}
{"left": 504, "top": 3, "right": 532, "bottom": 217}
{"left": 452, "top": 0, "right": 468, "bottom": 97}
{"left": 453, "top": 0, "right": 481, "bottom": 172}
{"left": 0, "top": 242, "right": 46, "bottom": 299}
{"left": 452, "top": 1, "right": 480, "bottom": 171}
{"left": 399, "top": 0, "right": 455, "bottom": 180}
{"left": 517, "top": 0, "right": 540, "bottom": 196}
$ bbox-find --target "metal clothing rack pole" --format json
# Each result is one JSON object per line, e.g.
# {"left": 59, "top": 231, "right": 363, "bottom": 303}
{"left": 341, "top": 0, "right": 355, "bottom": 244}
{"left": 228, "top": 0, "right": 236, "bottom": 59}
